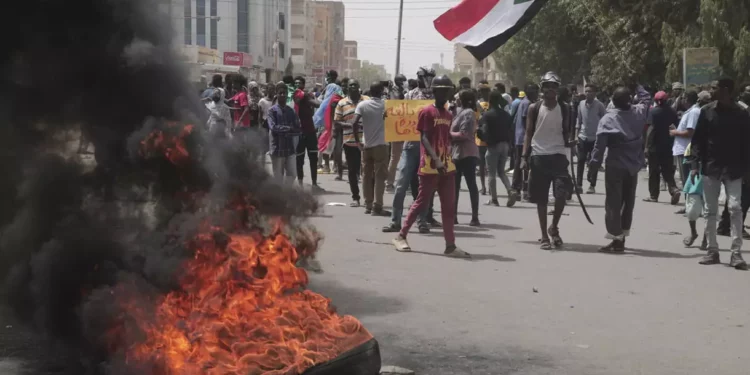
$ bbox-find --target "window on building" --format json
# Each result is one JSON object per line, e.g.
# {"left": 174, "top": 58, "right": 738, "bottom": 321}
{"left": 237, "top": 0, "right": 249, "bottom": 53}
{"left": 196, "top": 0, "right": 206, "bottom": 46}
{"left": 278, "top": 42, "right": 286, "bottom": 59}
{"left": 210, "top": 0, "right": 217, "bottom": 49}
{"left": 292, "top": 0, "right": 304, "bottom": 15}
{"left": 291, "top": 48, "right": 304, "bottom": 56}
{"left": 278, "top": 12, "right": 286, "bottom": 30}
{"left": 183, "top": 0, "right": 192, "bottom": 45}
{"left": 291, "top": 24, "right": 304, "bottom": 39}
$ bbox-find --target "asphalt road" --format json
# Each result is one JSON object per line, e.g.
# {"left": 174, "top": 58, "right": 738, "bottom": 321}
{"left": 307, "top": 168, "right": 749, "bottom": 375}
{"left": 1, "top": 165, "right": 747, "bottom": 375}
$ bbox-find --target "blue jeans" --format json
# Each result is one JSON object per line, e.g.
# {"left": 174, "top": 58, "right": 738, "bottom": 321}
{"left": 391, "top": 146, "right": 429, "bottom": 226}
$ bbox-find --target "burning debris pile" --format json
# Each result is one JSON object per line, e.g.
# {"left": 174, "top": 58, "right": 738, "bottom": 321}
{"left": 0, "top": 1, "right": 377, "bottom": 374}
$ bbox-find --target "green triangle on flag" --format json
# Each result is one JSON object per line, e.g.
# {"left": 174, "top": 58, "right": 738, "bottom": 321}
{"left": 514, "top": 0, "right": 533, "bottom": 4}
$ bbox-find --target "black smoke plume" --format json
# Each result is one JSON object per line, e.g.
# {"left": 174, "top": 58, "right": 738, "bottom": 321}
{"left": 0, "top": 0, "right": 319, "bottom": 373}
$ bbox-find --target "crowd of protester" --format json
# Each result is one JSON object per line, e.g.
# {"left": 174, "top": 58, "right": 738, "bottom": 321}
{"left": 189, "top": 69, "right": 750, "bottom": 271}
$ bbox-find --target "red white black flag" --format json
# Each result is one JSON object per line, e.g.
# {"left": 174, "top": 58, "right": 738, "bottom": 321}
{"left": 434, "top": 0, "right": 548, "bottom": 61}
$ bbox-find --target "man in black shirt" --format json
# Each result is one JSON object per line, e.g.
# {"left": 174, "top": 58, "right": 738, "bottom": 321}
{"left": 478, "top": 90, "right": 517, "bottom": 207}
{"left": 691, "top": 78, "right": 750, "bottom": 270}
{"left": 643, "top": 91, "right": 681, "bottom": 205}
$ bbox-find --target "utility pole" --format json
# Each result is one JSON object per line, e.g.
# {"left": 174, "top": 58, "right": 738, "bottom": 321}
{"left": 394, "top": 0, "right": 404, "bottom": 76}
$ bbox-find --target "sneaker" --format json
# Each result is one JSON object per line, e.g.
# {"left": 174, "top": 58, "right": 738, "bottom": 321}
{"left": 575, "top": 185, "right": 583, "bottom": 194}
{"left": 393, "top": 235, "right": 411, "bottom": 252}
{"left": 444, "top": 246, "right": 471, "bottom": 258}
{"left": 586, "top": 186, "right": 596, "bottom": 194}
{"left": 522, "top": 192, "right": 530, "bottom": 202}
{"left": 642, "top": 197, "right": 658, "bottom": 203}
{"left": 382, "top": 222, "right": 401, "bottom": 233}
{"left": 364, "top": 208, "right": 372, "bottom": 215}
{"left": 427, "top": 217, "right": 442, "bottom": 228}
{"left": 506, "top": 191, "right": 517, "bottom": 207}
{"left": 599, "top": 239, "right": 625, "bottom": 253}
{"left": 418, "top": 224, "right": 430, "bottom": 234}
{"left": 312, "top": 184, "right": 325, "bottom": 193}
{"left": 334, "top": 176, "right": 343, "bottom": 181}
{"left": 485, "top": 199, "right": 500, "bottom": 207}
{"left": 675, "top": 208, "right": 686, "bottom": 215}
{"left": 469, "top": 218, "right": 480, "bottom": 227}
{"left": 699, "top": 250, "right": 720, "bottom": 265}
{"left": 729, "top": 252, "right": 748, "bottom": 270}
{"left": 349, "top": 200, "right": 360, "bottom": 207}
{"left": 670, "top": 191, "right": 681, "bottom": 205}
{"left": 371, "top": 208, "right": 391, "bottom": 217}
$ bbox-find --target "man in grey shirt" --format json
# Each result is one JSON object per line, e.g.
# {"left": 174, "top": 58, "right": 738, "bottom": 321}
{"left": 352, "top": 82, "right": 389, "bottom": 216}
{"left": 590, "top": 85, "right": 651, "bottom": 252}
{"left": 576, "top": 83, "right": 607, "bottom": 194}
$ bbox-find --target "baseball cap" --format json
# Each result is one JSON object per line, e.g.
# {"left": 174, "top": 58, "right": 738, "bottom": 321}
{"left": 518, "top": 91, "right": 526, "bottom": 98}
{"left": 654, "top": 91, "right": 669, "bottom": 101}
{"left": 698, "top": 91, "right": 712, "bottom": 102}
{"left": 672, "top": 82, "right": 684, "bottom": 90}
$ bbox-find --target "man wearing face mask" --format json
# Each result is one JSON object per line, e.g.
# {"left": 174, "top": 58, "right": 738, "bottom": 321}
{"left": 383, "top": 67, "right": 440, "bottom": 234}
{"left": 520, "top": 72, "right": 572, "bottom": 250}
{"left": 589, "top": 85, "right": 652, "bottom": 252}
{"left": 392, "top": 75, "right": 470, "bottom": 258}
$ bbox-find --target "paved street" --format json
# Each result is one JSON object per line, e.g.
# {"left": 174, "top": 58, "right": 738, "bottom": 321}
{"left": 307, "top": 168, "right": 749, "bottom": 375}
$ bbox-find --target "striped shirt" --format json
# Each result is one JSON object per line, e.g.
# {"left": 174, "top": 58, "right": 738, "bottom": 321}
{"left": 335, "top": 95, "right": 370, "bottom": 145}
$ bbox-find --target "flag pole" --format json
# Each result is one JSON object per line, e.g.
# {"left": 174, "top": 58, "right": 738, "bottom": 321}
{"left": 395, "top": 0, "right": 404, "bottom": 76}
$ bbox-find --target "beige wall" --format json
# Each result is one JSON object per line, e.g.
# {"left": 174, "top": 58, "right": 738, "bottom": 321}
{"left": 309, "top": 1, "right": 345, "bottom": 80}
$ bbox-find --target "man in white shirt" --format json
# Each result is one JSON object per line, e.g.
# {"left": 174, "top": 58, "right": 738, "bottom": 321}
{"left": 352, "top": 81, "right": 389, "bottom": 216}
{"left": 520, "top": 71, "right": 572, "bottom": 250}
{"left": 670, "top": 90, "right": 700, "bottom": 191}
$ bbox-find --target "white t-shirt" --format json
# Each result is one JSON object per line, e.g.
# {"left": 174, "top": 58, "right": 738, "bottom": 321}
{"left": 531, "top": 103, "right": 567, "bottom": 156}
{"left": 355, "top": 97, "right": 386, "bottom": 148}
{"left": 259, "top": 97, "right": 274, "bottom": 121}
{"left": 672, "top": 104, "right": 700, "bottom": 156}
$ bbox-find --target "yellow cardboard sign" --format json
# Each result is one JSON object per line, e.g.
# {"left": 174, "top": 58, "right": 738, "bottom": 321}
{"left": 384, "top": 100, "right": 434, "bottom": 142}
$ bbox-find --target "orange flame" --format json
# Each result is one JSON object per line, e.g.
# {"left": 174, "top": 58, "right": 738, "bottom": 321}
{"left": 140, "top": 123, "right": 194, "bottom": 166}
{"left": 118, "top": 220, "right": 372, "bottom": 375}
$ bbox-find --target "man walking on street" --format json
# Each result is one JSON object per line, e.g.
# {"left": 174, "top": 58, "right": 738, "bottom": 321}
{"left": 521, "top": 72, "right": 572, "bottom": 249}
{"left": 691, "top": 78, "right": 750, "bottom": 270}
{"left": 336, "top": 80, "right": 369, "bottom": 207}
{"left": 479, "top": 90, "right": 517, "bottom": 207}
{"left": 513, "top": 85, "right": 538, "bottom": 201}
{"left": 670, "top": 90, "right": 700, "bottom": 214}
{"left": 589, "top": 86, "right": 651, "bottom": 252}
{"left": 267, "top": 82, "right": 301, "bottom": 184}
{"left": 392, "top": 75, "right": 469, "bottom": 258}
{"left": 352, "top": 82, "right": 390, "bottom": 216}
{"left": 575, "top": 84, "right": 607, "bottom": 194}
{"left": 643, "top": 91, "right": 682, "bottom": 205}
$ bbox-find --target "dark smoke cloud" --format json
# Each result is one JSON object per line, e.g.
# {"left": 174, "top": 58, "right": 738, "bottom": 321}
{"left": 0, "top": 0, "right": 320, "bottom": 373}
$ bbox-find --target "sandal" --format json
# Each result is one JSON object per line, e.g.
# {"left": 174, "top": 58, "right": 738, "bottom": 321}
{"left": 548, "top": 226, "right": 563, "bottom": 248}
{"left": 539, "top": 238, "right": 552, "bottom": 250}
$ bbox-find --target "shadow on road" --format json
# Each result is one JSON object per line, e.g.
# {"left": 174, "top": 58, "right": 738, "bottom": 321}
{"left": 307, "top": 278, "right": 409, "bottom": 318}
{"left": 407, "top": 250, "right": 515, "bottom": 263}
{"left": 516, "top": 241, "right": 705, "bottom": 259}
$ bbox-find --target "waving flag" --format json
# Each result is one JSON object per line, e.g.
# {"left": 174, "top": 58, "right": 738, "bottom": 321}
{"left": 434, "top": 0, "right": 548, "bottom": 61}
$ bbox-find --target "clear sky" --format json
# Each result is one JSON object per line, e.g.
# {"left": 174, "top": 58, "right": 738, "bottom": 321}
{"left": 341, "top": 0, "right": 460, "bottom": 79}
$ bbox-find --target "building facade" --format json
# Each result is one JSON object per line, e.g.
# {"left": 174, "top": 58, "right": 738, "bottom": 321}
{"left": 309, "top": 1, "right": 345, "bottom": 83}
{"left": 290, "top": 0, "right": 312, "bottom": 77}
{"left": 168, "top": 0, "right": 290, "bottom": 83}
{"left": 343, "top": 40, "right": 360, "bottom": 79}
{"left": 453, "top": 43, "right": 505, "bottom": 85}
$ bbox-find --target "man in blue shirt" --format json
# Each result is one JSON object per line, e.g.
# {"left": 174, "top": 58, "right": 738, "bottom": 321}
{"left": 267, "top": 81, "right": 301, "bottom": 184}
{"left": 511, "top": 85, "right": 537, "bottom": 201}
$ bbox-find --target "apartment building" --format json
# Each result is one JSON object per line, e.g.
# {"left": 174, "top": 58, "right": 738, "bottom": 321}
{"left": 309, "top": 0, "right": 345, "bottom": 83}
{"left": 343, "top": 40, "right": 360, "bottom": 79}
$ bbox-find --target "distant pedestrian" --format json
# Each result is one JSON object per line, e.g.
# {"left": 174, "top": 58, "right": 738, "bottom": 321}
{"left": 575, "top": 83, "right": 607, "bottom": 194}
{"left": 336, "top": 80, "right": 369, "bottom": 207}
{"left": 670, "top": 90, "right": 700, "bottom": 214}
{"left": 691, "top": 78, "right": 750, "bottom": 270}
{"left": 478, "top": 90, "right": 516, "bottom": 207}
{"left": 352, "top": 82, "right": 390, "bottom": 216}
{"left": 267, "top": 82, "right": 301, "bottom": 184}
{"left": 451, "top": 89, "right": 481, "bottom": 226}
{"left": 513, "top": 85, "right": 538, "bottom": 201}
{"left": 293, "top": 76, "right": 322, "bottom": 190}
{"left": 643, "top": 91, "right": 681, "bottom": 205}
